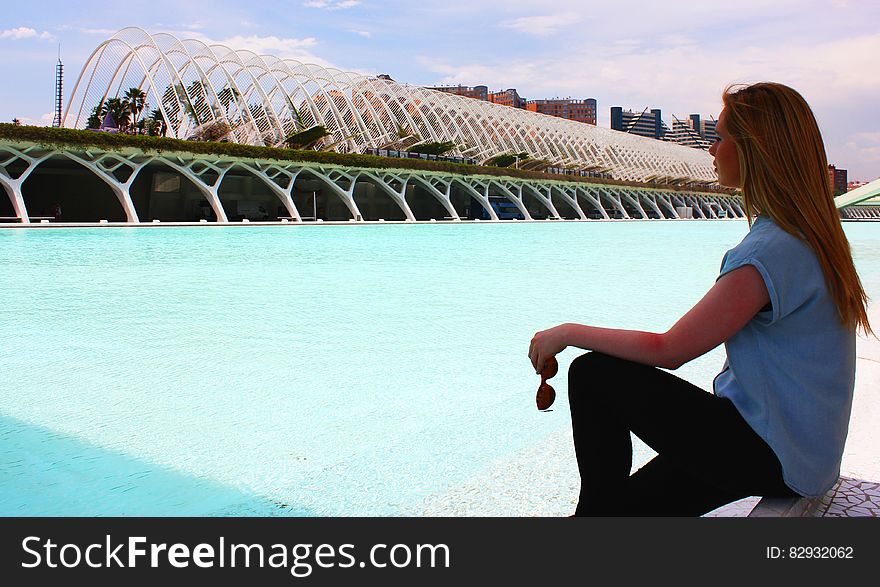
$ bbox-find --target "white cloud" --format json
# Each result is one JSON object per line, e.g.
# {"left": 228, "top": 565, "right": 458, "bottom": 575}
{"left": 350, "top": 30, "right": 372, "bottom": 38}
{"left": 14, "top": 112, "right": 55, "bottom": 127}
{"left": 215, "top": 34, "right": 318, "bottom": 52}
{"left": 171, "top": 31, "right": 335, "bottom": 68}
{"left": 498, "top": 13, "right": 582, "bottom": 37}
{"left": 80, "top": 28, "right": 118, "bottom": 36}
{"left": 841, "top": 133, "right": 880, "bottom": 179}
{"left": 418, "top": 30, "right": 880, "bottom": 122}
{"left": 303, "top": 0, "right": 361, "bottom": 9}
{"left": 0, "top": 27, "right": 55, "bottom": 42}
{"left": 420, "top": 24, "right": 880, "bottom": 178}
{"left": 658, "top": 34, "right": 695, "bottom": 47}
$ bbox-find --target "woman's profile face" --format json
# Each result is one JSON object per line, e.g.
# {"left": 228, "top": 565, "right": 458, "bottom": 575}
{"left": 709, "top": 108, "right": 741, "bottom": 188}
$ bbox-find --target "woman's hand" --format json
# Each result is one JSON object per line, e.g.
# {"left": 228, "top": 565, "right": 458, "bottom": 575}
{"left": 529, "top": 324, "right": 571, "bottom": 374}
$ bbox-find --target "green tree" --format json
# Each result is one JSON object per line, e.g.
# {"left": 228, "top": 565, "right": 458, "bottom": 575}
{"left": 216, "top": 85, "right": 241, "bottom": 115}
{"left": 100, "top": 98, "right": 130, "bottom": 131}
{"left": 486, "top": 152, "right": 530, "bottom": 168}
{"left": 122, "top": 87, "right": 148, "bottom": 133}
{"left": 86, "top": 105, "right": 102, "bottom": 129}
{"left": 408, "top": 141, "right": 456, "bottom": 156}
{"left": 160, "top": 84, "right": 182, "bottom": 130}
{"left": 284, "top": 125, "right": 330, "bottom": 149}
{"left": 145, "top": 108, "right": 167, "bottom": 136}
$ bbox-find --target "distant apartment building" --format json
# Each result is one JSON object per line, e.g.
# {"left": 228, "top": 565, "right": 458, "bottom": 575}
{"left": 701, "top": 118, "right": 718, "bottom": 144}
{"left": 664, "top": 115, "right": 712, "bottom": 150}
{"left": 489, "top": 88, "right": 526, "bottom": 109}
{"left": 610, "top": 107, "right": 663, "bottom": 139}
{"left": 828, "top": 165, "right": 848, "bottom": 196}
{"left": 527, "top": 98, "right": 597, "bottom": 125}
{"left": 426, "top": 84, "right": 489, "bottom": 101}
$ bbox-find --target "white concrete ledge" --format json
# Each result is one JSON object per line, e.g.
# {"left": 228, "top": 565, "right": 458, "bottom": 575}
{"left": 747, "top": 495, "right": 822, "bottom": 517}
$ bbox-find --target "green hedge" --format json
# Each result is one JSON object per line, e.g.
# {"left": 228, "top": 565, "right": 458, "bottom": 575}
{"left": 0, "top": 124, "right": 733, "bottom": 194}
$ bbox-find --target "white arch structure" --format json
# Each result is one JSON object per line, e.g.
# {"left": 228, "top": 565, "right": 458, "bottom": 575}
{"left": 834, "top": 178, "right": 880, "bottom": 209}
{"left": 65, "top": 28, "right": 717, "bottom": 184}
{"left": 0, "top": 138, "right": 746, "bottom": 225}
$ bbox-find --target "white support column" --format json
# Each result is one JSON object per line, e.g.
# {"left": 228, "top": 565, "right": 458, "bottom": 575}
{"left": 598, "top": 187, "right": 630, "bottom": 219}
{"left": 238, "top": 162, "right": 302, "bottom": 220}
{"left": 731, "top": 199, "right": 745, "bottom": 217}
{"left": 638, "top": 190, "right": 664, "bottom": 219}
{"left": 656, "top": 193, "right": 680, "bottom": 219}
{"left": 579, "top": 186, "right": 609, "bottom": 219}
{"left": 490, "top": 180, "right": 532, "bottom": 220}
{"left": 0, "top": 147, "right": 54, "bottom": 223}
{"left": 63, "top": 151, "right": 147, "bottom": 223}
{"left": 318, "top": 168, "right": 365, "bottom": 221}
{"left": 622, "top": 190, "right": 648, "bottom": 219}
{"left": 410, "top": 175, "right": 460, "bottom": 220}
{"left": 550, "top": 184, "right": 586, "bottom": 220}
{"left": 517, "top": 182, "right": 561, "bottom": 219}
{"left": 685, "top": 195, "right": 705, "bottom": 219}
{"left": 159, "top": 157, "right": 231, "bottom": 222}
{"left": 718, "top": 198, "right": 736, "bottom": 218}
{"left": 705, "top": 197, "right": 720, "bottom": 219}
{"left": 360, "top": 171, "right": 417, "bottom": 222}
{"left": 452, "top": 178, "right": 497, "bottom": 220}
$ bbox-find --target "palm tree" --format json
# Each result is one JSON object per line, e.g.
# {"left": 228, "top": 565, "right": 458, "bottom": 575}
{"left": 215, "top": 85, "right": 241, "bottom": 115}
{"left": 146, "top": 108, "right": 167, "bottom": 136}
{"left": 101, "top": 98, "right": 130, "bottom": 131}
{"left": 284, "top": 125, "right": 331, "bottom": 149}
{"left": 184, "top": 80, "right": 225, "bottom": 125}
{"left": 161, "top": 84, "right": 182, "bottom": 129}
{"left": 122, "top": 87, "right": 147, "bottom": 133}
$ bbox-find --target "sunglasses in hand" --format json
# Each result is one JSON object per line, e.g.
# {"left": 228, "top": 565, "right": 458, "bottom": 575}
{"left": 536, "top": 356, "right": 558, "bottom": 411}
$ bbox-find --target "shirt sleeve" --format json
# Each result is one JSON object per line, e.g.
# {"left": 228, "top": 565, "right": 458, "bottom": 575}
{"left": 717, "top": 222, "right": 820, "bottom": 326}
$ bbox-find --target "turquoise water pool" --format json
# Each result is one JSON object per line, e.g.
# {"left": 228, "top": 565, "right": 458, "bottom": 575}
{"left": 2, "top": 221, "right": 879, "bottom": 515}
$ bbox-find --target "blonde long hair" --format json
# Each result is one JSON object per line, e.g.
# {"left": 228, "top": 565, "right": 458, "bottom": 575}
{"left": 722, "top": 82, "right": 872, "bottom": 335}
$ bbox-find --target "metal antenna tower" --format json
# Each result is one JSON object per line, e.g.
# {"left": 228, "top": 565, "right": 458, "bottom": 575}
{"left": 53, "top": 44, "right": 63, "bottom": 127}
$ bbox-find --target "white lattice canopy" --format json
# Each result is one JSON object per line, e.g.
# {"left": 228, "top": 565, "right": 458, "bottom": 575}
{"left": 65, "top": 27, "right": 717, "bottom": 183}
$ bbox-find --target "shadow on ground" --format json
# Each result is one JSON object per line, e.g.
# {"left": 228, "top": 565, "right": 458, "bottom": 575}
{"left": 0, "top": 414, "right": 316, "bottom": 516}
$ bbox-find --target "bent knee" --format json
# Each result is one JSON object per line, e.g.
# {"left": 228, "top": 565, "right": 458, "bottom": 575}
{"left": 568, "top": 352, "right": 634, "bottom": 406}
{"left": 568, "top": 351, "right": 622, "bottom": 380}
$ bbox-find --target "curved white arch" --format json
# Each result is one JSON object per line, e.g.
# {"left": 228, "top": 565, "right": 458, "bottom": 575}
{"left": 65, "top": 27, "right": 717, "bottom": 184}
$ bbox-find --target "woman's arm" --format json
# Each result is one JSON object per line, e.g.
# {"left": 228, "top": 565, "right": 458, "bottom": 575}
{"left": 528, "top": 264, "right": 770, "bottom": 372}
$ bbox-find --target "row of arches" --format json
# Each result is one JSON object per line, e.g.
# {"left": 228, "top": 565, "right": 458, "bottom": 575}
{"left": 65, "top": 28, "right": 716, "bottom": 184}
{"left": 0, "top": 145, "right": 743, "bottom": 225}
{"left": 840, "top": 206, "right": 880, "bottom": 220}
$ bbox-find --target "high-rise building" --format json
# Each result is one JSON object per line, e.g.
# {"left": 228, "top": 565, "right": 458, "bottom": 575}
{"left": 489, "top": 88, "right": 526, "bottom": 109}
{"left": 828, "top": 165, "right": 848, "bottom": 196}
{"left": 701, "top": 118, "right": 718, "bottom": 144}
{"left": 425, "top": 84, "right": 488, "bottom": 101}
{"left": 610, "top": 107, "right": 662, "bottom": 139}
{"left": 526, "top": 98, "right": 597, "bottom": 125}
{"left": 664, "top": 115, "right": 712, "bottom": 150}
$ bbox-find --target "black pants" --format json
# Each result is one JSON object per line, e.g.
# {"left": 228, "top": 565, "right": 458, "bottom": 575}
{"left": 568, "top": 352, "right": 799, "bottom": 516}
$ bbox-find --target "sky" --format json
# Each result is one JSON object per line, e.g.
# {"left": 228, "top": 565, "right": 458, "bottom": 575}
{"left": 1, "top": 0, "right": 878, "bottom": 180}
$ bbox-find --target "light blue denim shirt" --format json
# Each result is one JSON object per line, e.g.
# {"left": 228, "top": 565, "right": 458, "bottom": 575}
{"left": 713, "top": 215, "right": 856, "bottom": 498}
